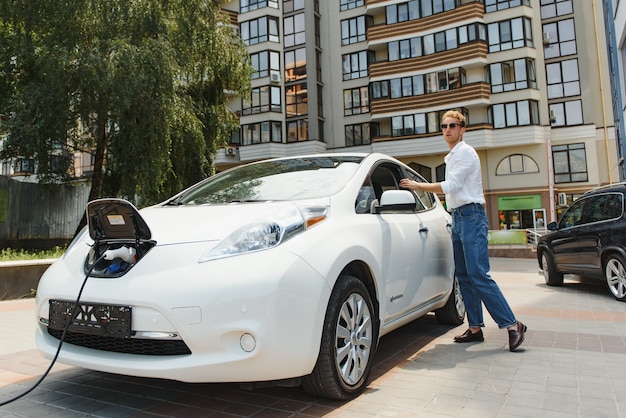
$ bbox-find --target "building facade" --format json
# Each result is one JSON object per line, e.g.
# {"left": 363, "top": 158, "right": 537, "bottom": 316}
{"left": 604, "top": 0, "right": 626, "bottom": 181}
{"left": 217, "top": 0, "right": 618, "bottom": 231}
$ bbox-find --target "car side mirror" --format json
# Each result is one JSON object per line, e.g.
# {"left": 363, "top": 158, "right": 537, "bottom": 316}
{"left": 375, "top": 190, "right": 417, "bottom": 214}
{"left": 547, "top": 221, "right": 558, "bottom": 231}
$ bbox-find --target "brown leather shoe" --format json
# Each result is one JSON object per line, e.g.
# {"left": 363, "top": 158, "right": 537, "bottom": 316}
{"left": 508, "top": 321, "right": 527, "bottom": 352}
{"left": 453, "top": 328, "right": 484, "bottom": 343}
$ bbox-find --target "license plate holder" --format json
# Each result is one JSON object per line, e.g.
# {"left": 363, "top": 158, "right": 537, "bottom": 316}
{"left": 49, "top": 300, "right": 132, "bottom": 338}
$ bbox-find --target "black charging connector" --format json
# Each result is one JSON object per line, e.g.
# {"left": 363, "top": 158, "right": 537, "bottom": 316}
{"left": 0, "top": 254, "right": 105, "bottom": 407}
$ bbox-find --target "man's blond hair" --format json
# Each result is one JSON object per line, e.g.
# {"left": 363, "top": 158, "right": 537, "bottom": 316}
{"left": 442, "top": 110, "right": 466, "bottom": 127}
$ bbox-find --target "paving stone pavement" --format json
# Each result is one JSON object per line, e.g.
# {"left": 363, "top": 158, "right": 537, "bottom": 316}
{"left": 1, "top": 257, "right": 626, "bottom": 417}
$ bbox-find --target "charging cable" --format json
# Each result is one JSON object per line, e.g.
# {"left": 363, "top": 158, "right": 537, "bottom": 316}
{"left": 0, "top": 254, "right": 105, "bottom": 407}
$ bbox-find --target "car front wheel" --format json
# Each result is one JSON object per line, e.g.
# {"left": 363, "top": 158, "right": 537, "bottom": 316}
{"left": 605, "top": 254, "right": 626, "bottom": 301}
{"left": 541, "top": 252, "right": 563, "bottom": 286}
{"left": 302, "top": 275, "right": 377, "bottom": 400}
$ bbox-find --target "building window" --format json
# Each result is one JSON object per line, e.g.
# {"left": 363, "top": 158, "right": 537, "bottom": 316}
{"left": 240, "top": 0, "right": 279, "bottom": 13}
{"left": 384, "top": 68, "right": 464, "bottom": 99}
{"left": 342, "top": 51, "right": 373, "bottom": 80}
{"left": 341, "top": 16, "right": 371, "bottom": 45}
{"left": 250, "top": 50, "right": 280, "bottom": 79}
{"left": 485, "top": 0, "right": 531, "bottom": 13}
{"left": 546, "top": 59, "right": 580, "bottom": 99}
{"left": 284, "top": 48, "right": 306, "bottom": 82}
{"left": 284, "top": 13, "right": 305, "bottom": 47}
{"left": 240, "top": 16, "right": 280, "bottom": 45}
{"left": 387, "top": 23, "right": 486, "bottom": 61}
{"left": 435, "top": 163, "right": 446, "bottom": 182}
{"left": 490, "top": 100, "right": 539, "bottom": 128}
{"left": 345, "top": 123, "right": 378, "bottom": 146}
{"left": 540, "top": 0, "right": 573, "bottom": 19}
{"left": 489, "top": 58, "right": 537, "bottom": 93}
{"left": 553, "top": 143, "right": 588, "bottom": 183}
{"left": 392, "top": 110, "right": 445, "bottom": 136}
{"left": 285, "top": 83, "right": 308, "bottom": 117}
{"left": 242, "top": 86, "right": 282, "bottom": 115}
{"left": 549, "top": 100, "right": 583, "bottom": 126}
{"left": 496, "top": 154, "right": 540, "bottom": 175}
{"left": 242, "top": 121, "right": 282, "bottom": 145}
{"left": 487, "top": 17, "right": 533, "bottom": 53}
{"left": 283, "top": 0, "right": 304, "bottom": 13}
{"left": 286, "top": 119, "right": 308, "bottom": 142}
{"left": 543, "top": 19, "right": 576, "bottom": 59}
{"left": 343, "top": 86, "right": 369, "bottom": 116}
{"left": 341, "top": 0, "right": 364, "bottom": 11}
{"left": 13, "top": 158, "right": 34, "bottom": 174}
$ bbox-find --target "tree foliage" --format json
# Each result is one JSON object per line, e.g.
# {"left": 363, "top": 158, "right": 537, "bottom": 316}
{"left": 0, "top": 0, "right": 251, "bottom": 205}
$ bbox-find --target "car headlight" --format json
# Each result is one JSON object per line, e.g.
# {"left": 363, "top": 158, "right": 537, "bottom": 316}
{"left": 198, "top": 203, "right": 327, "bottom": 262}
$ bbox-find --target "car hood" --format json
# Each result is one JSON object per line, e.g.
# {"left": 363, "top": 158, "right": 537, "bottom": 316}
{"left": 138, "top": 203, "right": 301, "bottom": 245}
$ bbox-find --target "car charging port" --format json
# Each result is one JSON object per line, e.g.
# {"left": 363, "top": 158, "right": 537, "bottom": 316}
{"left": 84, "top": 198, "right": 156, "bottom": 278}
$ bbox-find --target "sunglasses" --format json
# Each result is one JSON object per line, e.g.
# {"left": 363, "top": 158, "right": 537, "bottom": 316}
{"left": 440, "top": 123, "right": 464, "bottom": 130}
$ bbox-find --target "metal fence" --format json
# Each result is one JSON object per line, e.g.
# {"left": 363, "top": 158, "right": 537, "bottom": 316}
{"left": 0, "top": 176, "right": 90, "bottom": 249}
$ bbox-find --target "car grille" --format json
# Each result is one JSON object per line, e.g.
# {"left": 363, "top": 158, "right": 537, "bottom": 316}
{"left": 47, "top": 328, "right": 192, "bottom": 355}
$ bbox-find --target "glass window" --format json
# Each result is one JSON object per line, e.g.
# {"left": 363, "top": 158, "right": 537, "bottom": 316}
{"left": 283, "top": 0, "right": 304, "bottom": 13}
{"left": 286, "top": 119, "right": 308, "bottom": 142}
{"left": 241, "top": 16, "right": 280, "bottom": 45}
{"left": 286, "top": 83, "right": 308, "bottom": 117}
{"left": 543, "top": 19, "right": 576, "bottom": 59}
{"left": 343, "top": 86, "right": 369, "bottom": 116}
{"left": 345, "top": 123, "right": 377, "bottom": 146}
{"left": 549, "top": 100, "right": 583, "bottom": 127}
{"left": 540, "top": 0, "right": 573, "bottom": 19}
{"left": 553, "top": 143, "right": 588, "bottom": 183}
{"left": 488, "top": 17, "right": 533, "bottom": 52}
{"left": 242, "top": 86, "right": 282, "bottom": 115}
{"left": 340, "top": 0, "right": 364, "bottom": 11}
{"left": 341, "top": 16, "right": 369, "bottom": 45}
{"left": 284, "top": 48, "right": 306, "bottom": 82}
{"left": 490, "top": 100, "right": 539, "bottom": 128}
{"left": 284, "top": 13, "right": 305, "bottom": 47}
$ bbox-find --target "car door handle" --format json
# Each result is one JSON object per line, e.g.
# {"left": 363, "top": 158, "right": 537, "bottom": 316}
{"left": 419, "top": 226, "right": 429, "bottom": 233}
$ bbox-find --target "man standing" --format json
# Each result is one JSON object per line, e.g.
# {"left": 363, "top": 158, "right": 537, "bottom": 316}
{"left": 399, "top": 110, "right": 526, "bottom": 352}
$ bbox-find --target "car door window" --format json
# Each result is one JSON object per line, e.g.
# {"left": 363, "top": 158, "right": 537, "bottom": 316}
{"left": 401, "top": 171, "right": 436, "bottom": 211}
{"left": 559, "top": 197, "right": 586, "bottom": 228}
{"left": 603, "top": 193, "right": 623, "bottom": 220}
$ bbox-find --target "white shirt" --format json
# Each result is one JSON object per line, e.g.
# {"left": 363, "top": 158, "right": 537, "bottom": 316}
{"left": 440, "top": 140, "right": 485, "bottom": 210}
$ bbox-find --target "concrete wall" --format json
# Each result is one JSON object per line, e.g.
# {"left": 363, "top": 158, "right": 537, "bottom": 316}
{"left": 0, "top": 260, "right": 54, "bottom": 300}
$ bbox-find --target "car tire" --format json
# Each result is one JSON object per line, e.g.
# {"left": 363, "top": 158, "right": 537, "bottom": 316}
{"left": 434, "top": 275, "right": 465, "bottom": 325}
{"left": 605, "top": 254, "right": 626, "bottom": 301}
{"left": 541, "top": 252, "right": 564, "bottom": 286}
{"left": 302, "top": 275, "right": 377, "bottom": 400}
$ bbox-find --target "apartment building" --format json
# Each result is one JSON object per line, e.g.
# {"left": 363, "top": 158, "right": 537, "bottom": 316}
{"left": 218, "top": 0, "right": 618, "bottom": 231}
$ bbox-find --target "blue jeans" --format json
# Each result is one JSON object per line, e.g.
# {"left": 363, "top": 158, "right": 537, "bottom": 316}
{"left": 451, "top": 203, "right": 517, "bottom": 329}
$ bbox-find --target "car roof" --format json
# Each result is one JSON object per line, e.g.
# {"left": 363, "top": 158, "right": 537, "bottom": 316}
{"left": 582, "top": 182, "right": 626, "bottom": 197}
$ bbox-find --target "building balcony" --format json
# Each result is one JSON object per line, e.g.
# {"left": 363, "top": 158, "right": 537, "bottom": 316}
{"left": 370, "top": 81, "right": 491, "bottom": 116}
{"left": 367, "top": 1, "right": 485, "bottom": 42}
{"left": 369, "top": 41, "right": 488, "bottom": 79}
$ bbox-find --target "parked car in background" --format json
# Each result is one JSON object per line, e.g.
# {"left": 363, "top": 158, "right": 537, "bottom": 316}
{"left": 35, "top": 153, "right": 464, "bottom": 400}
{"left": 537, "top": 183, "right": 626, "bottom": 301}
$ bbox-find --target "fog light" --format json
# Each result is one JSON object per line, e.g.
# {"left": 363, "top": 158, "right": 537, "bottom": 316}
{"left": 240, "top": 333, "right": 256, "bottom": 352}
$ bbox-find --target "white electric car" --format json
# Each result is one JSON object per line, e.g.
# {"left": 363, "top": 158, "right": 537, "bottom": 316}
{"left": 35, "top": 153, "right": 464, "bottom": 400}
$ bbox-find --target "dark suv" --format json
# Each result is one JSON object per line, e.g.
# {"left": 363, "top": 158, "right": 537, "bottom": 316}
{"left": 537, "top": 183, "right": 626, "bottom": 301}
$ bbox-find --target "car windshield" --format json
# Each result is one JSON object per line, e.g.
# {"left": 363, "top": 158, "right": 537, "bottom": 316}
{"left": 174, "top": 156, "right": 364, "bottom": 205}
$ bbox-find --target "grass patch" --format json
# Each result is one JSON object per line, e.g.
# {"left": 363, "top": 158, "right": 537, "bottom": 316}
{"left": 0, "top": 246, "right": 65, "bottom": 262}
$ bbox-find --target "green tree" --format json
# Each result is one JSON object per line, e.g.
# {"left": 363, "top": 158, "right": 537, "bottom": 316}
{"left": 0, "top": 0, "right": 251, "bottom": 208}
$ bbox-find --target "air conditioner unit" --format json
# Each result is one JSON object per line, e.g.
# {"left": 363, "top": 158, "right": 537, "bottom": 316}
{"left": 557, "top": 192, "right": 567, "bottom": 206}
{"left": 549, "top": 109, "right": 557, "bottom": 123}
{"left": 269, "top": 70, "right": 281, "bottom": 83}
{"left": 542, "top": 31, "right": 550, "bottom": 45}
{"left": 226, "top": 147, "right": 237, "bottom": 156}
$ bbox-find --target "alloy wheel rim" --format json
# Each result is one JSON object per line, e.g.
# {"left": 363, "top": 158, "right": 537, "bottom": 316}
{"left": 335, "top": 293, "right": 372, "bottom": 385}
{"left": 606, "top": 259, "right": 626, "bottom": 298}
